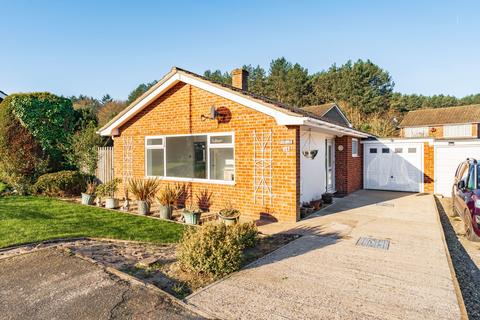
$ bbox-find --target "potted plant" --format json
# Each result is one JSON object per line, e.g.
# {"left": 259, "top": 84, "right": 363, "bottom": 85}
{"left": 103, "top": 178, "right": 122, "bottom": 209}
{"left": 156, "top": 184, "right": 178, "bottom": 219}
{"left": 322, "top": 193, "right": 333, "bottom": 204}
{"left": 81, "top": 180, "right": 97, "bottom": 205}
{"left": 128, "top": 178, "right": 161, "bottom": 215}
{"left": 183, "top": 205, "right": 202, "bottom": 225}
{"left": 310, "top": 199, "right": 322, "bottom": 211}
{"left": 218, "top": 203, "right": 240, "bottom": 226}
{"left": 95, "top": 183, "right": 107, "bottom": 207}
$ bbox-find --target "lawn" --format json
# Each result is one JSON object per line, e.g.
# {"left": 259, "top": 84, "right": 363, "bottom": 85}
{"left": 0, "top": 196, "right": 186, "bottom": 248}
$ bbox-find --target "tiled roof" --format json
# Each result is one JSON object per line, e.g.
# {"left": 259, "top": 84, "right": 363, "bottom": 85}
{"left": 301, "top": 103, "right": 336, "bottom": 117}
{"left": 399, "top": 104, "right": 480, "bottom": 127}
{"left": 173, "top": 68, "right": 353, "bottom": 128}
{"left": 99, "top": 67, "right": 369, "bottom": 137}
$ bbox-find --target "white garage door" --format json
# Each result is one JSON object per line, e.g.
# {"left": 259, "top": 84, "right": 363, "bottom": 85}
{"left": 364, "top": 143, "right": 423, "bottom": 192}
{"left": 434, "top": 144, "right": 480, "bottom": 196}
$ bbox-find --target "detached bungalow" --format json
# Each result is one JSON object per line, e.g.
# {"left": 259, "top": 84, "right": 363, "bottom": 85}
{"left": 99, "top": 67, "right": 368, "bottom": 222}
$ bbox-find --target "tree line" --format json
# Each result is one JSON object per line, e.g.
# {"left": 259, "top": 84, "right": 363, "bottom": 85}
{"left": 204, "top": 58, "right": 480, "bottom": 136}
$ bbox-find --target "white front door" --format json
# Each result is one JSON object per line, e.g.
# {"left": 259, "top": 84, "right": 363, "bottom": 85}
{"left": 326, "top": 139, "right": 335, "bottom": 192}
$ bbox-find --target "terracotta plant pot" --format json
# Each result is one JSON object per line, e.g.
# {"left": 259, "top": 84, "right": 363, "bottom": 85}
{"left": 105, "top": 198, "right": 119, "bottom": 209}
{"left": 137, "top": 200, "right": 150, "bottom": 215}
{"left": 159, "top": 205, "right": 173, "bottom": 219}
{"left": 81, "top": 193, "right": 95, "bottom": 205}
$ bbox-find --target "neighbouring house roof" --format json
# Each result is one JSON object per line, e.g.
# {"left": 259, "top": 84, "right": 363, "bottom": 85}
{"left": 399, "top": 104, "right": 480, "bottom": 127}
{"left": 301, "top": 103, "right": 352, "bottom": 128}
{"left": 98, "top": 67, "right": 369, "bottom": 138}
{"left": 0, "top": 90, "right": 6, "bottom": 101}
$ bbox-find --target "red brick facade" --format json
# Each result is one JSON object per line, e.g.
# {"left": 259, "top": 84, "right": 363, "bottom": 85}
{"left": 113, "top": 82, "right": 301, "bottom": 222}
{"left": 423, "top": 142, "right": 434, "bottom": 192}
{"left": 334, "top": 136, "right": 363, "bottom": 194}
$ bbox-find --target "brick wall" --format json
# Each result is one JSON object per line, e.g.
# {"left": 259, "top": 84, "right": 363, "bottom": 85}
{"left": 423, "top": 142, "right": 434, "bottom": 192}
{"left": 113, "top": 82, "right": 300, "bottom": 222}
{"left": 334, "top": 136, "right": 363, "bottom": 194}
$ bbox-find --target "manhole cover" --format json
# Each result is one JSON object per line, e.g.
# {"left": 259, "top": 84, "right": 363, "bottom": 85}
{"left": 356, "top": 237, "right": 390, "bottom": 250}
{"left": 375, "top": 202, "right": 394, "bottom": 207}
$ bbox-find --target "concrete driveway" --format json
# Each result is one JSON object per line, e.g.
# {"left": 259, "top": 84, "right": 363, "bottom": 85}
{"left": 186, "top": 190, "right": 462, "bottom": 319}
{"left": 0, "top": 249, "right": 202, "bottom": 320}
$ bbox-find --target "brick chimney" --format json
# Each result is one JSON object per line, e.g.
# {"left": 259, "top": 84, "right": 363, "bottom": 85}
{"left": 231, "top": 68, "right": 249, "bottom": 91}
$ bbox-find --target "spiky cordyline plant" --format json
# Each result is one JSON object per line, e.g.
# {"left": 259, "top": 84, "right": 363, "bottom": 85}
{"left": 156, "top": 184, "right": 178, "bottom": 207}
{"left": 128, "top": 178, "right": 161, "bottom": 203}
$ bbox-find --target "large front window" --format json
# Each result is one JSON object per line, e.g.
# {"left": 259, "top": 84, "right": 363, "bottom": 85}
{"left": 145, "top": 133, "right": 234, "bottom": 182}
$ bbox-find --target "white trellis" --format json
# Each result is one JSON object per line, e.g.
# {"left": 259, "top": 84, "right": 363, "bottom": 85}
{"left": 253, "top": 130, "right": 273, "bottom": 205}
{"left": 122, "top": 136, "right": 134, "bottom": 193}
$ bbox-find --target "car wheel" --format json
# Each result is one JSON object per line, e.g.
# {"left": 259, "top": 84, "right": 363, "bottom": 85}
{"left": 464, "top": 215, "right": 480, "bottom": 242}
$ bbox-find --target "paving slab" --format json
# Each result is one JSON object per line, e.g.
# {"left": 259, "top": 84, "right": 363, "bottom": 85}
{"left": 0, "top": 249, "right": 203, "bottom": 320}
{"left": 187, "top": 190, "right": 461, "bottom": 319}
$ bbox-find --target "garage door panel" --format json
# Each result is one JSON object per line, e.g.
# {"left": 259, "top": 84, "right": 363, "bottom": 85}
{"left": 364, "top": 143, "right": 423, "bottom": 192}
{"left": 435, "top": 145, "right": 480, "bottom": 196}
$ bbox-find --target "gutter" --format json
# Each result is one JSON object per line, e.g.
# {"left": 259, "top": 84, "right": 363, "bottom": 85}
{"left": 303, "top": 118, "right": 370, "bottom": 138}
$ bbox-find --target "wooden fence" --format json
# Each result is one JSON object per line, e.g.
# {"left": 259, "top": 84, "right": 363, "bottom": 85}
{"left": 96, "top": 147, "right": 114, "bottom": 183}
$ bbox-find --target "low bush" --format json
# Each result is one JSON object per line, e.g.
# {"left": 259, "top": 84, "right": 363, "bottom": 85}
{"left": 178, "top": 222, "right": 259, "bottom": 277}
{"left": 230, "top": 221, "right": 258, "bottom": 249}
{"left": 33, "top": 170, "right": 86, "bottom": 196}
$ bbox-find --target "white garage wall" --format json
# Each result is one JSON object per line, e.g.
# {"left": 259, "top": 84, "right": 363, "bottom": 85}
{"left": 434, "top": 142, "right": 480, "bottom": 196}
{"left": 300, "top": 128, "right": 334, "bottom": 203}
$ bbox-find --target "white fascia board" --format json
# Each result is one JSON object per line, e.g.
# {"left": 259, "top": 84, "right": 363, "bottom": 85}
{"left": 432, "top": 139, "right": 480, "bottom": 146}
{"left": 99, "top": 74, "right": 181, "bottom": 136}
{"left": 100, "top": 69, "right": 368, "bottom": 138}
{"left": 304, "top": 119, "right": 369, "bottom": 138}
{"left": 178, "top": 73, "right": 301, "bottom": 123}
{"left": 100, "top": 71, "right": 305, "bottom": 136}
{"left": 0, "top": 92, "right": 6, "bottom": 99}
{"left": 362, "top": 138, "right": 434, "bottom": 144}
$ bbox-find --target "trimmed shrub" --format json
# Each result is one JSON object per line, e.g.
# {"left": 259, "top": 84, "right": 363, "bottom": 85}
{"left": 178, "top": 222, "right": 259, "bottom": 277}
{"left": 230, "top": 221, "right": 259, "bottom": 249}
{"left": 33, "top": 170, "right": 86, "bottom": 196}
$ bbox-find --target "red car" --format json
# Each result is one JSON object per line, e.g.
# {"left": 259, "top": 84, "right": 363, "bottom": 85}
{"left": 452, "top": 158, "right": 480, "bottom": 241}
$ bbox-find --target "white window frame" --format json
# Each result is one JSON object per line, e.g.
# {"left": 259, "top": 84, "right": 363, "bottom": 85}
{"left": 443, "top": 124, "right": 472, "bottom": 138}
{"left": 404, "top": 127, "right": 429, "bottom": 138}
{"left": 352, "top": 138, "right": 359, "bottom": 157}
{"left": 144, "top": 132, "right": 235, "bottom": 185}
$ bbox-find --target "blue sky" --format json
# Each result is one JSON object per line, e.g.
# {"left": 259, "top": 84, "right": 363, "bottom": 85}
{"left": 0, "top": 0, "right": 479, "bottom": 100}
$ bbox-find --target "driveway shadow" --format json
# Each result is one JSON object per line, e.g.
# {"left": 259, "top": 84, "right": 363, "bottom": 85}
{"left": 435, "top": 197, "right": 480, "bottom": 319}
{"left": 303, "top": 190, "right": 414, "bottom": 218}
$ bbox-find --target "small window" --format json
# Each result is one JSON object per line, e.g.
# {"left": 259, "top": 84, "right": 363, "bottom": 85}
{"left": 352, "top": 139, "right": 359, "bottom": 157}
{"left": 408, "top": 148, "right": 416, "bottom": 153}
{"left": 369, "top": 148, "right": 377, "bottom": 153}
{"left": 394, "top": 148, "right": 403, "bottom": 153}
{"left": 210, "top": 135, "right": 233, "bottom": 144}
{"left": 146, "top": 138, "right": 164, "bottom": 146}
{"left": 382, "top": 148, "right": 390, "bottom": 153}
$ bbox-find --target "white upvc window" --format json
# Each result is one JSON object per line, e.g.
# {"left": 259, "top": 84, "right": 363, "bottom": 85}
{"left": 404, "top": 127, "right": 429, "bottom": 137}
{"left": 145, "top": 132, "right": 235, "bottom": 184}
{"left": 443, "top": 124, "right": 472, "bottom": 138}
{"left": 352, "top": 138, "right": 359, "bottom": 157}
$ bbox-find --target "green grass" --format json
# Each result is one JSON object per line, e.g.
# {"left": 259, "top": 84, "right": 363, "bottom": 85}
{"left": 0, "top": 196, "right": 186, "bottom": 248}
